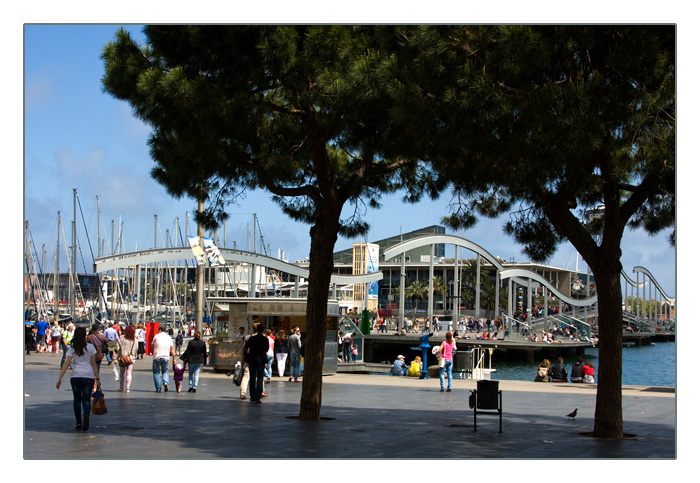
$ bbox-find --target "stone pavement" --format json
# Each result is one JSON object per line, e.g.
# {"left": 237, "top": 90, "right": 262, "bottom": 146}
{"left": 21, "top": 352, "right": 676, "bottom": 461}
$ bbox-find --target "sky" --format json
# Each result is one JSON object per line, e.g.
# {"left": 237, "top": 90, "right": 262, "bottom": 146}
{"left": 21, "top": 23, "right": 680, "bottom": 297}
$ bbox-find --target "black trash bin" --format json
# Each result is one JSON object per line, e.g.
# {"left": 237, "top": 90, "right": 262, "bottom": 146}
{"left": 476, "top": 379, "right": 499, "bottom": 409}
{"left": 453, "top": 351, "right": 473, "bottom": 378}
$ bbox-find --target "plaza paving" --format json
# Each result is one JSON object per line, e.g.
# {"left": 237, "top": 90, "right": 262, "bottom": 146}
{"left": 22, "top": 352, "right": 677, "bottom": 462}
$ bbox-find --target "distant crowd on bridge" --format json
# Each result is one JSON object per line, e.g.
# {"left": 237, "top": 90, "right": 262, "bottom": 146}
{"left": 365, "top": 311, "right": 599, "bottom": 345}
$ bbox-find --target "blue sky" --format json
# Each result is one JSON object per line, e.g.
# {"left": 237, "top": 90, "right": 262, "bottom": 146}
{"left": 22, "top": 24, "right": 679, "bottom": 297}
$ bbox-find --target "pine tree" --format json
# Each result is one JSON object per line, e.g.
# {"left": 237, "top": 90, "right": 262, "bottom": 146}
{"left": 432, "top": 25, "right": 675, "bottom": 438}
{"left": 101, "top": 25, "right": 442, "bottom": 420}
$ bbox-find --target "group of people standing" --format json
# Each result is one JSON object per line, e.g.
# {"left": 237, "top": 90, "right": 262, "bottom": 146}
{"left": 534, "top": 357, "right": 596, "bottom": 383}
{"left": 240, "top": 324, "right": 304, "bottom": 403}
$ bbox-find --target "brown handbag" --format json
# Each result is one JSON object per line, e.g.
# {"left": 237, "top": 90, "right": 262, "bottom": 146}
{"left": 91, "top": 390, "right": 108, "bottom": 415}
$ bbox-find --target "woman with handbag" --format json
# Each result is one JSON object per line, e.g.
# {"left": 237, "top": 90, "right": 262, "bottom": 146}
{"left": 183, "top": 331, "right": 208, "bottom": 393}
{"left": 117, "top": 325, "right": 138, "bottom": 393}
{"left": 438, "top": 332, "right": 457, "bottom": 392}
{"left": 56, "top": 327, "right": 101, "bottom": 431}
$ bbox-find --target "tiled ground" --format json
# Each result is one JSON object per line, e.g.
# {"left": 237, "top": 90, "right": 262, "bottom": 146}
{"left": 22, "top": 353, "right": 676, "bottom": 460}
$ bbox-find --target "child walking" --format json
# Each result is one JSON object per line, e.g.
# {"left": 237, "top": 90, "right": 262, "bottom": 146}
{"left": 173, "top": 362, "right": 186, "bottom": 393}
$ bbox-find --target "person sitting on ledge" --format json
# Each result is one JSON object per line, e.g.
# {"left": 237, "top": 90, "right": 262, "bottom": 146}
{"left": 549, "top": 357, "right": 568, "bottom": 382}
{"left": 390, "top": 355, "right": 407, "bottom": 376}
{"left": 407, "top": 356, "right": 422, "bottom": 377}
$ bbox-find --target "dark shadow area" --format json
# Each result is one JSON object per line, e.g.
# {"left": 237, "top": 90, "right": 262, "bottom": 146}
{"left": 23, "top": 360, "right": 676, "bottom": 459}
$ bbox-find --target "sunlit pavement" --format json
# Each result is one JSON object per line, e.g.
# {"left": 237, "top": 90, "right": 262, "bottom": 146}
{"left": 22, "top": 352, "right": 675, "bottom": 460}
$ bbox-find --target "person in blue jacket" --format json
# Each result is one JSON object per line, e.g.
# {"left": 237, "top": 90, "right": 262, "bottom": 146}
{"left": 391, "top": 355, "right": 407, "bottom": 376}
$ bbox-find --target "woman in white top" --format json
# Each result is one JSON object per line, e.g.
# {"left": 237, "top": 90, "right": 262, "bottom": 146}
{"left": 136, "top": 323, "right": 146, "bottom": 359}
{"left": 51, "top": 321, "right": 62, "bottom": 353}
{"left": 56, "top": 327, "right": 101, "bottom": 431}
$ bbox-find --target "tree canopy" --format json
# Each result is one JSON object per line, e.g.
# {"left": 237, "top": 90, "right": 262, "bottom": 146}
{"left": 101, "top": 25, "right": 445, "bottom": 420}
{"left": 428, "top": 25, "right": 675, "bottom": 437}
{"left": 101, "top": 25, "right": 675, "bottom": 435}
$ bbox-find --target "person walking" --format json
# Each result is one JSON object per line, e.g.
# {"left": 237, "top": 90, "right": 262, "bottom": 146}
{"left": 60, "top": 323, "right": 75, "bottom": 369}
{"left": 274, "top": 329, "right": 289, "bottom": 378}
{"left": 438, "top": 331, "right": 457, "bottom": 392}
{"left": 288, "top": 326, "right": 302, "bottom": 382}
{"left": 264, "top": 329, "right": 275, "bottom": 382}
{"left": 244, "top": 324, "right": 269, "bottom": 403}
{"left": 56, "top": 327, "right": 101, "bottom": 432}
{"left": 35, "top": 317, "right": 49, "bottom": 353}
{"left": 86, "top": 323, "right": 108, "bottom": 379}
{"left": 117, "top": 325, "right": 138, "bottom": 393}
{"left": 25, "top": 323, "right": 35, "bottom": 355}
{"left": 182, "top": 331, "right": 208, "bottom": 393}
{"left": 151, "top": 325, "right": 175, "bottom": 393}
{"left": 175, "top": 331, "right": 184, "bottom": 356}
{"left": 103, "top": 322, "right": 120, "bottom": 365}
{"left": 239, "top": 327, "right": 251, "bottom": 400}
{"left": 135, "top": 323, "right": 146, "bottom": 359}
{"left": 50, "top": 321, "right": 62, "bottom": 353}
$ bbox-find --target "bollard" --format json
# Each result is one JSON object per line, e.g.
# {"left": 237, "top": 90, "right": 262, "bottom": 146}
{"left": 418, "top": 333, "right": 432, "bottom": 379}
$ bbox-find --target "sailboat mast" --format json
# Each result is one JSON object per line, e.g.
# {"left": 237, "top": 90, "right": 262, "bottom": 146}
{"left": 70, "top": 188, "right": 77, "bottom": 318}
{"left": 24, "top": 222, "right": 31, "bottom": 316}
{"left": 55, "top": 213, "right": 60, "bottom": 318}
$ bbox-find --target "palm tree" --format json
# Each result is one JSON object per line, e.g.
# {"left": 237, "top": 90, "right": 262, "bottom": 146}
{"left": 405, "top": 280, "right": 428, "bottom": 323}
{"left": 461, "top": 287, "right": 474, "bottom": 309}
{"left": 432, "top": 275, "right": 448, "bottom": 312}
{"left": 461, "top": 258, "right": 492, "bottom": 312}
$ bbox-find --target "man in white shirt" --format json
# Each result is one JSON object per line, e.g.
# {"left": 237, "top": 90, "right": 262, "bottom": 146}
{"left": 152, "top": 325, "right": 175, "bottom": 392}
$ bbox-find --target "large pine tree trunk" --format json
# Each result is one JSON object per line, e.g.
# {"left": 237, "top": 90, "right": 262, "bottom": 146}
{"left": 298, "top": 219, "right": 339, "bottom": 421}
{"left": 591, "top": 264, "right": 625, "bottom": 438}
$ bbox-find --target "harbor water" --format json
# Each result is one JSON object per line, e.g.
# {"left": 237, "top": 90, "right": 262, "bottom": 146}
{"left": 488, "top": 341, "right": 676, "bottom": 387}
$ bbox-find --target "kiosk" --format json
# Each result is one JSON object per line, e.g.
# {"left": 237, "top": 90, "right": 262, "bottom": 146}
{"left": 206, "top": 297, "right": 340, "bottom": 374}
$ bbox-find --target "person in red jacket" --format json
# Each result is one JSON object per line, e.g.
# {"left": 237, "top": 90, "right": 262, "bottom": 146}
{"left": 582, "top": 361, "right": 595, "bottom": 383}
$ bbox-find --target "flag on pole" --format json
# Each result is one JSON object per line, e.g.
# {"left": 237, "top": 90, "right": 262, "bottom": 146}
{"left": 203, "top": 237, "right": 226, "bottom": 266}
{"left": 187, "top": 235, "right": 205, "bottom": 266}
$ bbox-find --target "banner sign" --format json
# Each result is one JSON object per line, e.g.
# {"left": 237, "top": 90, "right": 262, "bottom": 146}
{"left": 366, "top": 244, "right": 379, "bottom": 300}
{"left": 187, "top": 235, "right": 205, "bottom": 266}
{"left": 187, "top": 236, "right": 226, "bottom": 266}
{"left": 203, "top": 237, "right": 226, "bottom": 266}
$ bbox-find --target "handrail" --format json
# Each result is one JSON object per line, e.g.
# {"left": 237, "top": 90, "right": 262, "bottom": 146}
{"left": 633, "top": 266, "right": 675, "bottom": 302}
